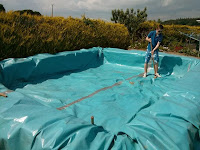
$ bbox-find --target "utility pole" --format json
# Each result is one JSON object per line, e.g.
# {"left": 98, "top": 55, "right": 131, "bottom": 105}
{"left": 51, "top": 4, "right": 54, "bottom": 17}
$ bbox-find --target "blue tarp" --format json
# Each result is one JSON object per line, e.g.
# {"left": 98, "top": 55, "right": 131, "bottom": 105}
{"left": 0, "top": 47, "right": 200, "bottom": 150}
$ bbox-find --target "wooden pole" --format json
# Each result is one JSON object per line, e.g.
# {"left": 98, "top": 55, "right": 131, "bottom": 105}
{"left": 91, "top": 116, "right": 94, "bottom": 125}
{"left": 51, "top": 4, "right": 54, "bottom": 17}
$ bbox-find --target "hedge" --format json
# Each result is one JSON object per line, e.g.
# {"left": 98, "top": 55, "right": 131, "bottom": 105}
{"left": 0, "top": 12, "right": 130, "bottom": 60}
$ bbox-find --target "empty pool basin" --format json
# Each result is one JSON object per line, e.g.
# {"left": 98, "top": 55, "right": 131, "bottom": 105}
{"left": 0, "top": 47, "right": 200, "bottom": 150}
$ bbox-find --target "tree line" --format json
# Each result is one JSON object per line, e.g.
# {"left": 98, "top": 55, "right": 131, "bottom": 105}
{"left": 162, "top": 18, "right": 200, "bottom": 26}
{"left": 0, "top": 4, "right": 41, "bottom": 16}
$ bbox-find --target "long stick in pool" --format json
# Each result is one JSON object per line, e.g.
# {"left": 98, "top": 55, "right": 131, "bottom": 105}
{"left": 150, "top": 42, "right": 156, "bottom": 75}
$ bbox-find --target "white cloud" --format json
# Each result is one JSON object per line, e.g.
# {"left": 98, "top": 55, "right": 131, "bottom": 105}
{"left": 161, "top": 0, "right": 173, "bottom": 7}
{"left": 77, "top": 0, "right": 102, "bottom": 10}
{"left": 0, "top": 0, "right": 199, "bottom": 20}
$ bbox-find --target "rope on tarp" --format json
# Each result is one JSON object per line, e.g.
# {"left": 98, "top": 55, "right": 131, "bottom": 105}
{"left": 57, "top": 72, "right": 144, "bottom": 110}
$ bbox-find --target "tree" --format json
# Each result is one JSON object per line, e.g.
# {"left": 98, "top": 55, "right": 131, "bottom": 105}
{"left": 111, "top": 7, "right": 147, "bottom": 40}
{"left": 14, "top": 9, "right": 41, "bottom": 16}
{"left": 0, "top": 4, "right": 6, "bottom": 12}
{"left": 157, "top": 18, "right": 162, "bottom": 24}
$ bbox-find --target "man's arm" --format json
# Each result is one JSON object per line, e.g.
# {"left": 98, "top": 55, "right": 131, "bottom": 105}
{"left": 146, "top": 31, "right": 153, "bottom": 43}
{"left": 152, "top": 42, "right": 161, "bottom": 54}
{"left": 146, "top": 36, "right": 151, "bottom": 43}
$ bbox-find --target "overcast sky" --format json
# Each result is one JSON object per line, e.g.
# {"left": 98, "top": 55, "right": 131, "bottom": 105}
{"left": 0, "top": 0, "right": 200, "bottom": 21}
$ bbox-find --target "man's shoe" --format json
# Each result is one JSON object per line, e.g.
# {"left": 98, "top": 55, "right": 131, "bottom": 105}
{"left": 155, "top": 73, "right": 161, "bottom": 77}
{"left": 143, "top": 73, "right": 147, "bottom": 78}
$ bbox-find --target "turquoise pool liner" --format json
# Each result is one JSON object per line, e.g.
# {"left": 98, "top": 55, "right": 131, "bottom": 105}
{"left": 0, "top": 47, "right": 200, "bottom": 150}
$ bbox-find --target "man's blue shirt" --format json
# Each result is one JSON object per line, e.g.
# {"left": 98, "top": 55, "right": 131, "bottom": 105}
{"left": 147, "top": 30, "right": 163, "bottom": 51}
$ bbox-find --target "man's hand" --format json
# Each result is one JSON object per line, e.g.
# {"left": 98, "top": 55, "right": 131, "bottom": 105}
{"left": 151, "top": 50, "right": 154, "bottom": 55}
{"left": 151, "top": 42, "right": 161, "bottom": 55}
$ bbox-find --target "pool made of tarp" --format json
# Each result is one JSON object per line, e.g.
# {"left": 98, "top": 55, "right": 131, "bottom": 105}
{"left": 0, "top": 47, "right": 200, "bottom": 150}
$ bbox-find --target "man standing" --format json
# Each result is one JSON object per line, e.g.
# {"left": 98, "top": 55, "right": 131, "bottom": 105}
{"left": 143, "top": 24, "right": 164, "bottom": 78}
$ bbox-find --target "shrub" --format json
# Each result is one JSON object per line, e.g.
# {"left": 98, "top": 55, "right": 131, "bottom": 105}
{"left": 0, "top": 12, "right": 130, "bottom": 60}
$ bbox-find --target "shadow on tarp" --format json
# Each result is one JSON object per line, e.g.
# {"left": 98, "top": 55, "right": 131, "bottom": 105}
{"left": 1, "top": 50, "right": 104, "bottom": 90}
{"left": 159, "top": 56, "right": 183, "bottom": 76}
{"left": 9, "top": 70, "right": 72, "bottom": 90}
